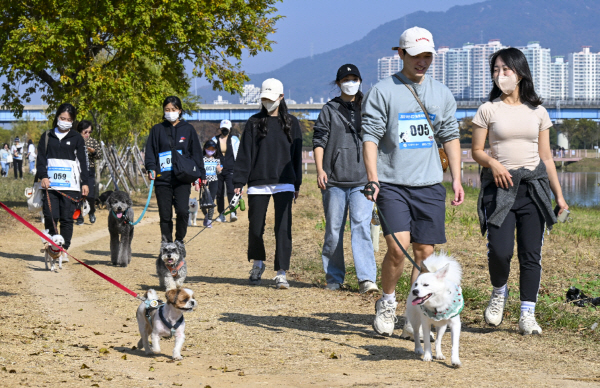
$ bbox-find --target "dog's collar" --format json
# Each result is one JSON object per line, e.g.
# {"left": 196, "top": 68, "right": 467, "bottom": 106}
{"left": 111, "top": 208, "right": 132, "bottom": 224}
{"left": 45, "top": 243, "right": 62, "bottom": 259}
{"left": 419, "top": 285, "right": 464, "bottom": 321}
{"left": 158, "top": 305, "right": 184, "bottom": 337}
{"left": 165, "top": 261, "right": 185, "bottom": 277}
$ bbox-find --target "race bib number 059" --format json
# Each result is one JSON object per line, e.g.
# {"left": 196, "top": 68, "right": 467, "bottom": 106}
{"left": 48, "top": 166, "right": 73, "bottom": 188}
{"left": 398, "top": 112, "right": 436, "bottom": 149}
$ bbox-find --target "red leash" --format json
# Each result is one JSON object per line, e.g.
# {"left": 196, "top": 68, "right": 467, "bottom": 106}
{"left": 0, "top": 201, "right": 141, "bottom": 300}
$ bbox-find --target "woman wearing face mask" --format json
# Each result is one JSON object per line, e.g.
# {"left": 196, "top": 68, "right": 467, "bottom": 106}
{"left": 36, "top": 103, "right": 89, "bottom": 259}
{"left": 0, "top": 143, "right": 10, "bottom": 177}
{"left": 76, "top": 120, "right": 102, "bottom": 225}
{"left": 233, "top": 78, "right": 303, "bottom": 289}
{"left": 312, "top": 64, "right": 378, "bottom": 293}
{"left": 145, "top": 96, "right": 205, "bottom": 245}
{"left": 472, "top": 48, "right": 568, "bottom": 335}
{"left": 212, "top": 119, "right": 240, "bottom": 222}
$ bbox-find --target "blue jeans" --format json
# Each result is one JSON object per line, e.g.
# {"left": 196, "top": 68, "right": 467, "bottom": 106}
{"left": 321, "top": 186, "right": 377, "bottom": 285}
{"left": 29, "top": 160, "right": 35, "bottom": 173}
{"left": 1, "top": 162, "right": 8, "bottom": 176}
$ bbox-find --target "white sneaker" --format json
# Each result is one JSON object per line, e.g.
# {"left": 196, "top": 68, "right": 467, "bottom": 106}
{"left": 215, "top": 214, "right": 226, "bottom": 223}
{"left": 61, "top": 251, "right": 69, "bottom": 263}
{"left": 519, "top": 311, "right": 542, "bottom": 335}
{"left": 373, "top": 298, "right": 398, "bottom": 336}
{"left": 230, "top": 212, "right": 238, "bottom": 222}
{"left": 359, "top": 280, "right": 379, "bottom": 294}
{"left": 273, "top": 274, "right": 290, "bottom": 289}
{"left": 484, "top": 290, "right": 508, "bottom": 327}
{"left": 399, "top": 319, "right": 435, "bottom": 342}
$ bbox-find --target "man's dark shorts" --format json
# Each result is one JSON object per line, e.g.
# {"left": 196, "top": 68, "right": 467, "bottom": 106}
{"left": 376, "top": 182, "right": 447, "bottom": 245}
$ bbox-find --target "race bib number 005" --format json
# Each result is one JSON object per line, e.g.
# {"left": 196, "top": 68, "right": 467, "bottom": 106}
{"left": 398, "top": 112, "right": 436, "bottom": 149}
{"left": 159, "top": 150, "right": 182, "bottom": 172}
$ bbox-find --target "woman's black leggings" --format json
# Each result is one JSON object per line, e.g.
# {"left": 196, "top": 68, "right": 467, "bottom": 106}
{"left": 483, "top": 184, "right": 545, "bottom": 302}
{"left": 13, "top": 159, "right": 22, "bottom": 179}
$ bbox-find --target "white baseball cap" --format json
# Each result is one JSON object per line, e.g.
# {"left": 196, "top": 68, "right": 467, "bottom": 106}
{"left": 259, "top": 78, "right": 284, "bottom": 101}
{"left": 392, "top": 26, "right": 435, "bottom": 56}
{"left": 220, "top": 119, "right": 232, "bottom": 129}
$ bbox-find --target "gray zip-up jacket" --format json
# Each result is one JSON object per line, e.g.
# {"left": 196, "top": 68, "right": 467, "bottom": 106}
{"left": 361, "top": 73, "right": 459, "bottom": 186}
{"left": 313, "top": 99, "right": 368, "bottom": 187}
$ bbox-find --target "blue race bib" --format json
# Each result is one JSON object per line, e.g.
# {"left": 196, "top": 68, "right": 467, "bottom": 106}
{"left": 398, "top": 112, "right": 436, "bottom": 149}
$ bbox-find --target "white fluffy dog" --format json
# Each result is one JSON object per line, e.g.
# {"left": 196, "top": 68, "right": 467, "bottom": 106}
{"left": 188, "top": 198, "right": 198, "bottom": 226}
{"left": 407, "top": 252, "right": 463, "bottom": 367}
{"left": 136, "top": 288, "right": 197, "bottom": 360}
{"left": 40, "top": 231, "right": 65, "bottom": 272}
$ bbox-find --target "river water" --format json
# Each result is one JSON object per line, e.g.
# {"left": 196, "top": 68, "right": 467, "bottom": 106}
{"left": 444, "top": 170, "right": 600, "bottom": 207}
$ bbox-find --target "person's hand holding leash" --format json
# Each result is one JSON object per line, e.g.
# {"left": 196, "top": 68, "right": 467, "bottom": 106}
{"left": 82, "top": 185, "right": 89, "bottom": 197}
{"left": 148, "top": 170, "right": 156, "bottom": 181}
{"left": 234, "top": 187, "right": 243, "bottom": 195}
{"left": 361, "top": 181, "right": 380, "bottom": 202}
{"left": 41, "top": 178, "right": 50, "bottom": 189}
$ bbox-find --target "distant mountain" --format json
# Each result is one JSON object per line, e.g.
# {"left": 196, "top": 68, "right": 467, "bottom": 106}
{"left": 198, "top": 0, "right": 600, "bottom": 104}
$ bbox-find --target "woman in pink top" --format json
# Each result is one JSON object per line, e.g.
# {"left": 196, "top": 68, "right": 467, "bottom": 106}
{"left": 471, "top": 48, "right": 568, "bottom": 335}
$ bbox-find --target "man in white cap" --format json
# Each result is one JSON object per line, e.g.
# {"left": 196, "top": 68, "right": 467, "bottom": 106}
{"left": 212, "top": 118, "right": 240, "bottom": 222}
{"left": 361, "top": 26, "right": 464, "bottom": 340}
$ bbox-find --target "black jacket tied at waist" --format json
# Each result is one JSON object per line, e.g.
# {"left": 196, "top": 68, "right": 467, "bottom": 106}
{"left": 477, "top": 161, "right": 557, "bottom": 236}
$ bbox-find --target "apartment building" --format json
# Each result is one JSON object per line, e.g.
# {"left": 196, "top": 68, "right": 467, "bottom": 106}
{"left": 550, "top": 56, "right": 569, "bottom": 100}
{"left": 569, "top": 46, "right": 600, "bottom": 100}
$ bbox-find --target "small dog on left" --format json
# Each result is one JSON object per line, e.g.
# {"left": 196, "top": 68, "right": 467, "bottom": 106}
{"left": 407, "top": 252, "right": 464, "bottom": 368}
{"left": 136, "top": 288, "right": 197, "bottom": 360}
{"left": 40, "top": 230, "right": 65, "bottom": 272}
{"left": 188, "top": 198, "right": 198, "bottom": 226}
{"left": 107, "top": 191, "right": 134, "bottom": 267}
{"left": 156, "top": 241, "right": 188, "bottom": 290}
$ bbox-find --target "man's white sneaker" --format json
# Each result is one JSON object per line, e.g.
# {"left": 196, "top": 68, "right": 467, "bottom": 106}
{"left": 359, "top": 280, "right": 379, "bottom": 294}
{"left": 484, "top": 290, "right": 508, "bottom": 327}
{"left": 373, "top": 298, "right": 398, "bottom": 336}
{"left": 399, "top": 319, "right": 434, "bottom": 341}
{"left": 248, "top": 264, "right": 265, "bottom": 285}
{"left": 230, "top": 212, "right": 238, "bottom": 222}
{"left": 273, "top": 274, "right": 290, "bottom": 289}
{"left": 519, "top": 311, "right": 542, "bottom": 335}
{"left": 61, "top": 251, "right": 69, "bottom": 263}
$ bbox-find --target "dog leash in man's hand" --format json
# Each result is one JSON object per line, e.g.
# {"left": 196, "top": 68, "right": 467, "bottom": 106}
{"left": 361, "top": 181, "right": 422, "bottom": 273}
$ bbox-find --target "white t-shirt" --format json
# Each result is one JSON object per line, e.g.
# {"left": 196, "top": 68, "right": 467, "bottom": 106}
{"left": 28, "top": 144, "right": 36, "bottom": 161}
{"left": 11, "top": 144, "right": 23, "bottom": 160}
{"left": 247, "top": 184, "right": 295, "bottom": 195}
{"left": 55, "top": 128, "right": 69, "bottom": 140}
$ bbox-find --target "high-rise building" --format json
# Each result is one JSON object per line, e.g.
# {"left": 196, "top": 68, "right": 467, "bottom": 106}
{"left": 239, "top": 84, "right": 261, "bottom": 104}
{"left": 518, "top": 42, "right": 552, "bottom": 99}
{"left": 213, "top": 95, "right": 229, "bottom": 105}
{"left": 469, "top": 40, "right": 504, "bottom": 99}
{"left": 377, "top": 54, "right": 403, "bottom": 80}
{"left": 550, "top": 56, "right": 569, "bottom": 100}
{"left": 430, "top": 47, "right": 449, "bottom": 84}
{"left": 445, "top": 44, "right": 473, "bottom": 99}
{"left": 569, "top": 46, "right": 600, "bottom": 100}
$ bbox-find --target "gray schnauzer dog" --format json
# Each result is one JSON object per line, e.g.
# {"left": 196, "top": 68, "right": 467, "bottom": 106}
{"left": 107, "top": 191, "right": 134, "bottom": 267}
{"left": 156, "top": 241, "right": 188, "bottom": 290}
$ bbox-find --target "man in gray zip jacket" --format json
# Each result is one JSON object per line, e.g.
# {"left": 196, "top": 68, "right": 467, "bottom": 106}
{"left": 361, "top": 27, "right": 464, "bottom": 340}
{"left": 313, "top": 63, "right": 378, "bottom": 294}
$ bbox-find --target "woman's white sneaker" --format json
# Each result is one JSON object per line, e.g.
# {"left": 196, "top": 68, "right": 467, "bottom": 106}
{"left": 484, "top": 289, "right": 508, "bottom": 327}
{"left": 273, "top": 274, "right": 289, "bottom": 289}
{"left": 519, "top": 311, "right": 542, "bottom": 335}
{"left": 373, "top": 299, "right": 398, "bottom": 336}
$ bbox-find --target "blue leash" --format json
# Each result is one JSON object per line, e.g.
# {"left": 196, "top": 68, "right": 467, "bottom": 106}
{"left": 110, "top": 180, "right": 154, "bottom": 226}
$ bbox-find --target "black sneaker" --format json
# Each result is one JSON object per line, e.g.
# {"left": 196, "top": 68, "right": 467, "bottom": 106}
{"left": 89, "top": 214, "right": 96, "bottom": 224}
{"left": 76, "top": 219, "right": 84, "bottom": 226}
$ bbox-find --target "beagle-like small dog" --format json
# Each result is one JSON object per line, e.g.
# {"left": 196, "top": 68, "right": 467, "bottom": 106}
{"left": 136, "top": 288, "right": 196, "bottom": 360}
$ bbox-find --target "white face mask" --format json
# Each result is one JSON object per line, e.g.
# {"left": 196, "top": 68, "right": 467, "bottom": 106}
{"left": 165, "top": 111, "right": 180, "bottom": 122}
{"left": 494, "top": 74, "right": 520, "bottom": 95}
{"left": 340, "top": 80, "right": 360, "bottom": 96}
{"left": 262, "top": 99, "right": 280, "bottom": 113}
{"left": 57, "top": 120, "right": 72, "bottom": 131}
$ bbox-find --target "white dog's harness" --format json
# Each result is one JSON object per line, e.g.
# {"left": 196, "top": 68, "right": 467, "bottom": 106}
{"left": 420, "top": 285, "right": 464, "bottom": 321}
{"left": 144, "top": 298, "right": 184, "bottom": 337}
{"left": 158, "top": 305, "right": 184, "bottom": 338}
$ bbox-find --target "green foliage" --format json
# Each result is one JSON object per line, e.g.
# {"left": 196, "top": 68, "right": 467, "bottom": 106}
{"left": 459, "top": 117, "right": 474, "bottom": 144}
{"left": 560, "top": 119, "right": 599, "bottom": 149}
{"left": 10, "top": 117, "right": 49, "bottom": 145}
{"left": 0, "top": 0, "right": 281, "bottom": 124}
{"left": 291, "top": 111, "right": 315, "bottom": 147}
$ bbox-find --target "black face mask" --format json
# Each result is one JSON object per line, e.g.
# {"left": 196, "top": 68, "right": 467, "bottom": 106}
{"left": 221, "top": 128, "right": 230, "bottom": 136}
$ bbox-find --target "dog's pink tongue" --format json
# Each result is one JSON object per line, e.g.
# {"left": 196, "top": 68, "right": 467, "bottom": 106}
{"left": 116, "top": 212, "right": 123, "bottom": 219}
{"left": 412, "top": 297, "right": 423, "bottom": 306}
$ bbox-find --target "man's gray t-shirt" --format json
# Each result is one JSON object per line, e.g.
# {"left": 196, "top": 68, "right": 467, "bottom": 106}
{"left": 361, "top": 72, "right": 459, "bottom": 187}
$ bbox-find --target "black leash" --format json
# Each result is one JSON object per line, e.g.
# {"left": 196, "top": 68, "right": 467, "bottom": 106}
{"left": 361, "top": 181, "right": 422, "bottom": 273}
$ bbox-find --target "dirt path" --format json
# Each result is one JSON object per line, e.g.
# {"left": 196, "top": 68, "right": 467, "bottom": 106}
{"left": 1, "top": 199, "right": 599, "bottom": 387}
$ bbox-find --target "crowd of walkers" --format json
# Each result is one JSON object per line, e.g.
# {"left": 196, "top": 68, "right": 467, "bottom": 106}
{"left": 30, "top": 25, "right": 569, "bottom": 338}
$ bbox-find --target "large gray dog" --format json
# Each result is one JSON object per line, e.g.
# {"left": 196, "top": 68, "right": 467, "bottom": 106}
{"left": 107, "top": 191, "right": 134, "bottom": 267}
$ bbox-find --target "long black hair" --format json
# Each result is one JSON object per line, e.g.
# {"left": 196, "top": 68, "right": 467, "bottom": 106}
{"left": 257, "top": 97, "right": 292, "bottom": 143}
{"left": 52, "top": 103, "right": 77, "bottom": 129}
{"left": 77, "top": 120, "right": 93, "bottom": 133}
{"left": 488, "top": 48, "right": 542, "bottom": 107}
{"left": 163, "top": 96, "right": 183, "bottom": 120}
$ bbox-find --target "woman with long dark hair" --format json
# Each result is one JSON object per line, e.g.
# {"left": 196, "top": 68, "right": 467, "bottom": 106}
{"left": 36, "top": 103, "right": 89, "bottom": 258}
{"left": 0, "top": 143, "right": 10, "bottom": 177}
{"left": 472, "top": 48, "right": 568, "bottom": 335}
{"left": 145, "top": 96, "right": 205, "bottom": 245}
{"left": 312, "top": 64, "right": 377, "bottom": 293}
{"left": 76, "top": 120, "right": 102, "bottom": 224}
{"left": 233, "top": 78, "right": 303, "bottom": 289}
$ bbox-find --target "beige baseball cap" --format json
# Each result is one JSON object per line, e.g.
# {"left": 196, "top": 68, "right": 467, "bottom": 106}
{"left": 392, "top": 26, "right": 435, "bottom": 56}
{"left": 259, "top": 78, "right": 284, "bottom": 101}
